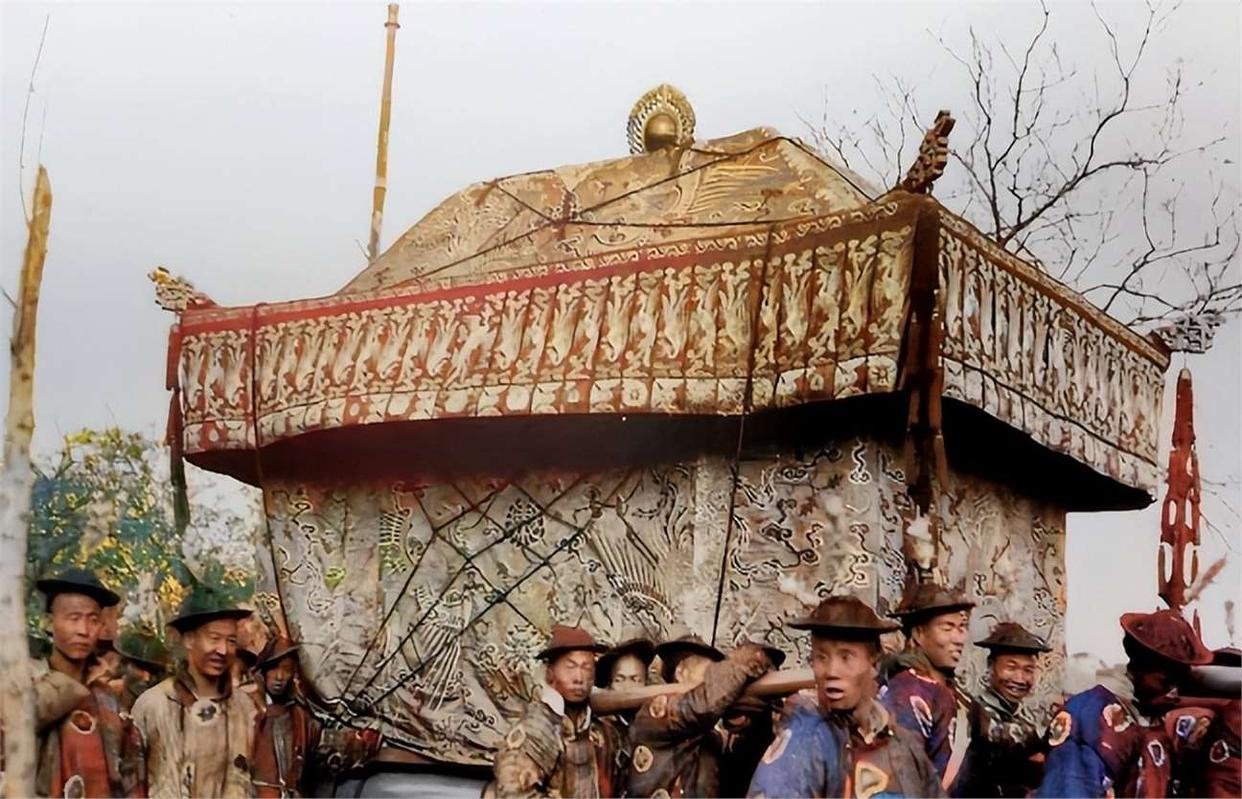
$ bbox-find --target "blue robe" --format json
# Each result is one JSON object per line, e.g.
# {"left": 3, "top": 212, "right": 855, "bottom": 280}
{"left": 1036, "top": 685, "right": 1171, "bottom": 798}
{"left": 877, "top": 652, "right": 971, "bottom": 793}
{"left": 748, "top": 695, "right": 943, "bottom": 798}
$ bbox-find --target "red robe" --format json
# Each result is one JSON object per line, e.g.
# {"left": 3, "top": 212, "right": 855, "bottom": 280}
{"left": 251, "top": 700, "right": 319, "bottom": 798}
{"left": 34, "top": 661, "right": 143, "bottom": 799}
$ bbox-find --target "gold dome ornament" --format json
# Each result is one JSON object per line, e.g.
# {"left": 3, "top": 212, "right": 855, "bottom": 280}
{"left": 627, "top": 84, "right": 696, "bottom": 154}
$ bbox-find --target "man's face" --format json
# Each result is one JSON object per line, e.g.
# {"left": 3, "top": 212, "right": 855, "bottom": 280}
{"left": 609, "top": 654, "right": 648, "bottom": 690}
{"left": 546, "top": 650, "right": 596, "bottom": 704}
{"left": 810, "top": 635, "right": 877, "bottom": 713}
{"left": 263, "top": 656, "right": 297, "bottom": 700}
{"left": 912, "top": 610, "right": 971, "bottom": 670}
{"left": 182, "top": 619, "right": 239, "bottom": 679}
{"left": 990, "top": 653, "right": 1039, "bottom": 703}
{"left": 48, "top": 593, "right": 103, "bottom": 662}
{"left": 673, "top": 654, "right": 712, "bottom": 686}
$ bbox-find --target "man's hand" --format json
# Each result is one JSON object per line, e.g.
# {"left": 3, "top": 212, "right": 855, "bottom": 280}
{"left": 728, "top": 642, "right": 777, "bottom": 679}
{"left": 86, "top": 659, "right": 114, "bottom": 687}
{"left": 722, "top": 695, "right": 780, "bottom": 732}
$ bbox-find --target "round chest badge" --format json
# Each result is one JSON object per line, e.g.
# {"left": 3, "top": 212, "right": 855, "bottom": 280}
{"left": 505, "top": 725, "right": 527, "bottom": 750}
{"left": 1047, "top": 710, "right": 1072, "bottom": 747}
{"left": 632, "top": 745, "right": 654, "bottom": 774}
{"left": 190, "top": 698, "right": 220, "bottom": 726}
{"left": 1102, "top": 703, "right": 1132, "bottom": 733}
{"left": 63, "top": 774, "right": 86, "bottom": 799}
{"left": 1145, "top": 739, "right": 1166, "bottom": 767}
{"left": 909, "top": 695, "right": 933, "bottom": 737}
{"left": 68, "top": 709, "right": 96, "bottom": 734}
{"left": 761, "top": 728, "right": 792, "bottom": 765}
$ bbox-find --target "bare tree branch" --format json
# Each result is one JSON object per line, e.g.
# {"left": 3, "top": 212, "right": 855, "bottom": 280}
{"left": 801, "top": 0, "right": 1239, "bottom": 332}
{"left": 18, "top": 14, "right": 51, "bottom": 226}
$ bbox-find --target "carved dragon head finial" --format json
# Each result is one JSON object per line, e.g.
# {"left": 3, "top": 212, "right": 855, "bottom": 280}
{"left": 899, "top": 110, "right": 955, "bottom": 195}
{"left": 148, "top": 267, "right": 216, "bottom": 312}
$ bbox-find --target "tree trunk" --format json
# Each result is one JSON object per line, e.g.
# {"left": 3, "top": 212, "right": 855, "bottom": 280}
{"left": 0, "top": 165, "right": 51, "bottom": 799}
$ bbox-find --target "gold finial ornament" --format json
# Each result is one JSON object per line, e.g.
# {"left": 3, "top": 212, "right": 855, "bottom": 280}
{"left": 627, "top": 84, "right": 696, "bottom": 154}
{"left": 148, "top": 267, "right": 216, "bottom": 312}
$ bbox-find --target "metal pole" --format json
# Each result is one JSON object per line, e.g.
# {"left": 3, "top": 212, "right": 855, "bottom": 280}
{"left": 368, "top": 4, "right": 400, "bottom": 263}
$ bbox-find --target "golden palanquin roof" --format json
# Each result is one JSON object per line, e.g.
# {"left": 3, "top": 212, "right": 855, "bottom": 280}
{"left": 166, "top": 128, "right": 1169, "bottom": 502}
{"left": 340, "top": 129, "right": 876, "bottom": 294}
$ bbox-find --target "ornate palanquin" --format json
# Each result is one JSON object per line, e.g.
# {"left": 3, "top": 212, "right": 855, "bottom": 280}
{"left": 162, "top": 123, "right": 1168, "bottom": 765}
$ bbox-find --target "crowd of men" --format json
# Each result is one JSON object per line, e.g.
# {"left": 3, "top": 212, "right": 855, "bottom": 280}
{"left": 4, "top": 569, "right": 376, "bottom": 799}
{"left": 4, "top": 566, "right": 1239, "bottom": 798}
{"left": 494, "top": 587, "right": 1240, "bottom": 799}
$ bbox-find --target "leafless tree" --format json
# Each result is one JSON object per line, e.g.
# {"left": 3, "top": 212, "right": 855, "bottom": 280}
{"left": 802, "top": 1, "right": 1240, "bottom": 336}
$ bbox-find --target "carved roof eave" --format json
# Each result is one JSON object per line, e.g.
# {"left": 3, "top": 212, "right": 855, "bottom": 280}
{"left": 930, "top": 205, "right": 1170, "bottom": 371}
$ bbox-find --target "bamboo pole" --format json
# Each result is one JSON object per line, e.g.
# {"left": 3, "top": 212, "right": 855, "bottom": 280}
{"left": 367, "top": 4, "right": 400, "bottom": 263}
{"left": 0, "top": 165, "right": 51, "bottom": 799}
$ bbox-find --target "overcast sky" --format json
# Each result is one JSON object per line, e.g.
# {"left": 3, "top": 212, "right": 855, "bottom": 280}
{"left": 2, "top": 1, "right": 1238, "bottom": 665}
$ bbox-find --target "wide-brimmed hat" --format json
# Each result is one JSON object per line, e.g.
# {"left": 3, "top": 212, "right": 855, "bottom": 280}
{"left": 739, "top": 639, "right": 788, "bottom": 670}
{"left": 976, "top": 621, "right": 1050, "bottom": 654}
{"left": 114, "top": 627, "right": 171, "bottom": 672}
{"left": 257, "top": 635, "right": 301, "bottom": 670}
{"left": 655, "top": 634, "right": 725, "bottom": 682}
{"left": 236, "top": 647, "right": 260, "bottom": 669}
{"left": 1120, "top": 609, "right": 1213, "bottom": 667}
{"left": 789, "top": 595, "right": 900, "bottom": 637}
{"left": 36, "top": 568, "right": 120, "bottom": 609}
{"left": 170, "top": 588, "right": 251, "bottom": 633}
{"left": 594, "top": 637, "right": 657, "bottom": 688}
{"left": 535, "top": 625, "right": 607, "bottom": 662}
{"left": 891, "top": 583, "right": 975, "bottom": 622}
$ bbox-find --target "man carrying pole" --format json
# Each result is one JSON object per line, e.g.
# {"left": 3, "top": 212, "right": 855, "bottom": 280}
{"left": 625, "top": 634, "right": 781, "bottom": 798}
{"left": 1037, "top": 609, "right": 1213, "bottom": 798}
{"left": 959, "top": 622, "right": 1051, "bottom": 797}
{"left": 747, "top": 595, "right": 943, "bottom": 798}
{"left": 878, "top": 583, "right": 975, "bottom": 793}
{"left": 490, "top": 625, "right": 626, "bottom": 799}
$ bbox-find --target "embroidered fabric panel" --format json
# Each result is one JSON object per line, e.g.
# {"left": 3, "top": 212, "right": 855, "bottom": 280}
{"left": 174, "top": 200, "right": 918, "bottom": 456}
{"left": 253, "top": 437, "right": 1067, "bottom": 765}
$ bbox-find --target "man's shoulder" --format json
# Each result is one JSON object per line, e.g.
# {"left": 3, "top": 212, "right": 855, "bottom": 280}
{"left": 503, "top": 696, "right": 562, "bottom": 748}
{"left": 884, "top": 667, "right": 955, "bottom": 704}
{"left": 496, "top": 696, "right": 567, "bottom": 777}
{"left": 751, "top": 697, "right": 842, "bottom": 787}
{"left": 768, "top": 694, "right": 846, "bottom": 758}
{"left": 229, "top": 685, "right": 263, "bottom": 716}
{"left": 1064, "top": 685, "right": 1119, "bottom": 720}
{"left": 1045, "top": 685, "right": 1136, "bottom": 750}
{"left": 131, "top": 677, "right": 177, "bottom": 716}
{"left": 973, "top": 688, "right": 1016, "bottom": 722}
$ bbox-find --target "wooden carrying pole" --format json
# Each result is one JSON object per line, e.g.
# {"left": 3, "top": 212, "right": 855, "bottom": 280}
{"left": 0, "top": 166, "right": 52, "bottom": 799}
{"left": 589, "top": 667, "right": 814, "bottom": 715}
{"left": 367, "top": 4, "right": 400, "bottom": 263}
